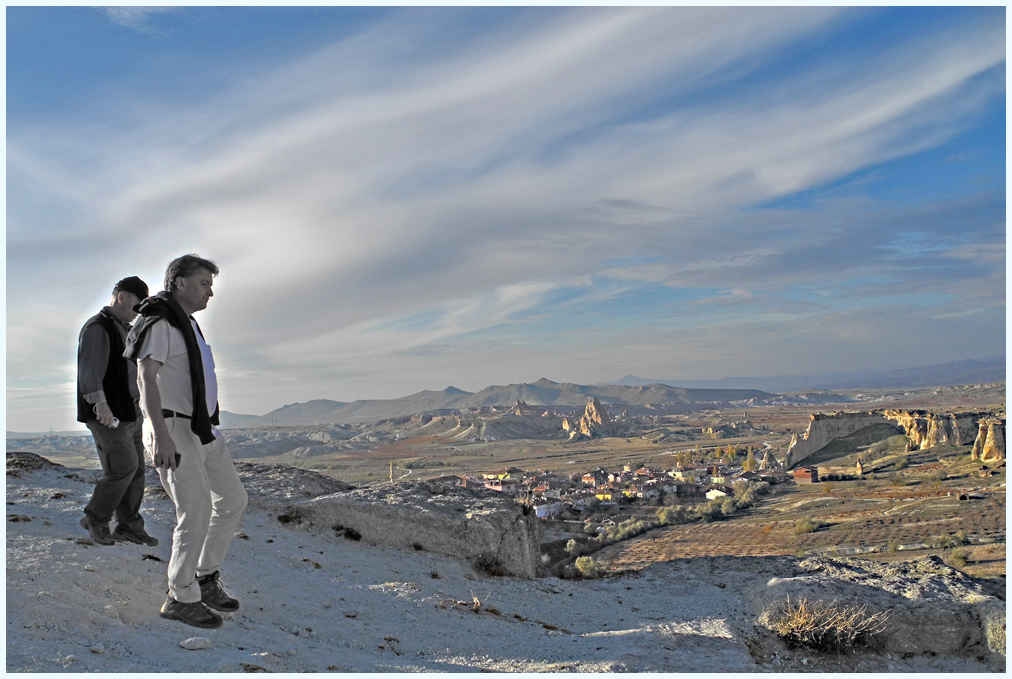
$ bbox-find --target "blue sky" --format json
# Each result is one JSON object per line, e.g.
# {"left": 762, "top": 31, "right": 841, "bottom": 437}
{"left": 6, "top": 6, "right": 1006, "bottom": 432}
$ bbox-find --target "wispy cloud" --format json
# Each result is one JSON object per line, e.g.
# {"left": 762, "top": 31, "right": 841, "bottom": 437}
{"left": 6, "top": 7, "right": 1005, "bottom": 429}
{"left": 97, "top": 7, "right": 177, "bottom": 35}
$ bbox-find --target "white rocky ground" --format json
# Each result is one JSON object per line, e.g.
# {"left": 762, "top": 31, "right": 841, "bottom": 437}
{"left": 6, "top": 455, "right": 1003, "bottom": 673}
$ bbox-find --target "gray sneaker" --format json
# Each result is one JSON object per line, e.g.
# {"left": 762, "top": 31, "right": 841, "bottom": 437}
{"left": 160, "top": 595, "right": 223, "bottom": 629}
{"left": 79, "top": 516, "right": 114, "bottom": 546}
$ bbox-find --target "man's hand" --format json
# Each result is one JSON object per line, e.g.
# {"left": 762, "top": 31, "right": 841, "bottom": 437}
{"left": 151, "top": 433, "right": 178, "bottom": 471}
{"left": 94, "top": 401, "right": 117, "bottom": 428}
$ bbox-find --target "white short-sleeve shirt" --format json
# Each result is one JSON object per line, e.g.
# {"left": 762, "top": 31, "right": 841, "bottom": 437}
{"left": 137, "top": 318, "right": 218, "bottom": 417}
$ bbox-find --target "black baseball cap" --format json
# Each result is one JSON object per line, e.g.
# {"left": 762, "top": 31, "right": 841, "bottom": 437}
{"left": 114, "top": 276, "right": 149, "bottom": 301}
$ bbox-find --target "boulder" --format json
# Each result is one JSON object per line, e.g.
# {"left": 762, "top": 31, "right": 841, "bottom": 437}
{"left": 748, "top": 556, "right": 1004, "bottom": 662}
{"left": 238, "top": 464, "right": 540, "bottom": 579}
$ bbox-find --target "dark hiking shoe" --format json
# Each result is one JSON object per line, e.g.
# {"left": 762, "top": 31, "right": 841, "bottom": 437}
{"left": 198, "top": 570, "right": 240, "bottom": 612}
{"left": 160, "top": 595, "right": 223, "bottom": 629}
{"left": 79, "top": 516, "right": 114, "bottom": 546}
{"left": 112, "top": 526, "right": 159, "bottom": 546}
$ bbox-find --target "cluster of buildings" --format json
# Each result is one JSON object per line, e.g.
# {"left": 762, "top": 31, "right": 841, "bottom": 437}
{"left": 432, "top": 462, "right": 794, "bottom": 520}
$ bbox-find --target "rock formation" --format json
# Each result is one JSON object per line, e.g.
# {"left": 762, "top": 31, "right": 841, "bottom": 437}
{"left": 749, "top": 555, "right": 1004, "bottom": 661}
{"left": 883, "top": 410, "right": 981, "bottom": 450}
{"left": 785, "top": 412, "right": 903, "bottom": 468}
{"left": 567, "top": 398, "right": 612, "bottom": 441}
{"left": 239, "top": 462, "right": 541, "bottom": 578}
{"left": 758, "top": 450, "right": 780, "bottom": 472}
{"left": 511, "top": 400, "right": 533, "bottom": 416}
{"left": 971, "top": 417, "right": 1006, "bottom": 462}
{"left": 786, "top": 409, "right": 1001, "bottom": 468}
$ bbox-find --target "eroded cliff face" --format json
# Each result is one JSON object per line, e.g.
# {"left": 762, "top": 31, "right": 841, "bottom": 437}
{"left": 883, "top": 410, "right": 981, "bottom": 450}
{"left": 786, "top": 409, "right": 1004, "bottom": 468}
{"left": 785, "top": 411, "right": 894, "bottom": 468}
{"left": 971, "top": 417, "right": 1006, "bottom": 462}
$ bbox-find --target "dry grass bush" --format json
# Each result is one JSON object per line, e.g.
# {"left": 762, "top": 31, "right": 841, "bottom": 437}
{"left": 763, "top": 596, "right": 890, "bottom": 653}
{"left": 944, "top": 547, "right": 971, "bottom": 568}
{"left": 984, "top": 610, "right": 1006, "bottom": 657}
{"left": 574, "top": 556, "right": 605, "bottom": 579}
{"left": 793, "top": 516, "right": 826, "bottom": 535}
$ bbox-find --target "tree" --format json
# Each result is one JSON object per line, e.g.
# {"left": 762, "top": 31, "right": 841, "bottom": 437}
{"left": 727, "top": 445, "right": 740, "bottom": 465}
{"left": 721, "top": 498, "right": 737, "bottom": 516}
{"left": 742, "top": 450, "right": 758, "bottom": 472}
{"left": 698, "top": 499, "right": 724, "bottom": 521}
{"left": 657, "top": 505, "right": 691, "bottom": 525}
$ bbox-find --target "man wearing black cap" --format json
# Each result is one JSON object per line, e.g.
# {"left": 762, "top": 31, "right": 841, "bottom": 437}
{"left": 76, "top": 275, "right": 159, "bottom": 547}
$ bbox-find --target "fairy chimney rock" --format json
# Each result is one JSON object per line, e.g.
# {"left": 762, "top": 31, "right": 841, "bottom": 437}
{"left": 972, "top": 417, "right": 1006, "bottom": 462}
{"left": 578, "top": 398, "right": 611, "bottom": 437}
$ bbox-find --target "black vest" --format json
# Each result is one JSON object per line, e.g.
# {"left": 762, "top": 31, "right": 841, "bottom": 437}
{"left": 76, "top": 309, "right": 137, "bottom": 424}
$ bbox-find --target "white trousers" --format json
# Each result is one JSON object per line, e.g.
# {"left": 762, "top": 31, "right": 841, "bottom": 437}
{"left": 145, "top": 417, "right": 248, "bottom": 604}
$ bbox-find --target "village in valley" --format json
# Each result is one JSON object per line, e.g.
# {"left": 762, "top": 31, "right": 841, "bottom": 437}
{"left": 437, "top": 436, "right": 792, "bottom": 524}
{"left": 385, "top": 389, "right": 1005, "bottom": 578}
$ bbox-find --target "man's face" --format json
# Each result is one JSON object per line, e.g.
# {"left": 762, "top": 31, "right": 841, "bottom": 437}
{"left": 174, "top": 268, "right": 214, "bottom": 314}
{"left": 121, "top": 293, "right": 141, "bottom": 323}
{"left": 111, "top": 291, "right": 141, "bottom": 323}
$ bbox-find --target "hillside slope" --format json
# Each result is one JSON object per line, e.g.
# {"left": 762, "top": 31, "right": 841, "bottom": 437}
{"left": 6, "top": 455, "right": 1001, "bottom": 673}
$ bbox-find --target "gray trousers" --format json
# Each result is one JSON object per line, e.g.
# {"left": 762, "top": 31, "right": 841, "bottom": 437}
{"left": 84, "top": 409, "right": 147, "bottom": 534}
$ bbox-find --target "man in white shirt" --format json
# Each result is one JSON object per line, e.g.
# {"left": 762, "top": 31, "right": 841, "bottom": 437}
{"left": 129, "top": 254, "right": 247, "bottom": 630}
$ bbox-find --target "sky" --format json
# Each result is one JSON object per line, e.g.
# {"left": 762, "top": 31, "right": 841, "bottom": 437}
{"left": 6, "top": 6, "right": 1007, "bottom": 432}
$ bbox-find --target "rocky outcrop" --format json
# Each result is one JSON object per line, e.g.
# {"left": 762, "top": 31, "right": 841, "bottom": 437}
{"left": 580, "top": 397, "right": 610, "bottom": 434}
{"left": 5, "top": 451, "right": 64, "bottom": 477}
{"left": 785, "top": 409, "right": 1001, "bottom": 467}
{"left": 971, "top": 418, "right": 1006, "bottom": 462}
{"left": 511, "top": 400, "right": 533, "bottom": 416}
{"left": 416, "top": 413, "right": 564, "bottom": 442}
{"left": 883, "top": 410, "right": 981, "bottom": 450}
{"left": 758, "top": 450, "right": 780, "bottom": 472}
{"left": 785, "top": 412, "right": 902, "bottom": 468}
{"left": 240, "top": 463, "right": 541, "bottom": 579}
{"left": 567, "top": 398, "right": 612, "bottom": 441}
{"left": 748, "top": 555, "right": 1004, "bottom": 663}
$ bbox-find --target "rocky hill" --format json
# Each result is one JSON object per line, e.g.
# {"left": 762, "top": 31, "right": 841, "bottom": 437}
{"left": 220, "top": 378, "right": 779, "bottom": 428}
{"left": 6, "top": 453, "right": 1004, "bottom": 673}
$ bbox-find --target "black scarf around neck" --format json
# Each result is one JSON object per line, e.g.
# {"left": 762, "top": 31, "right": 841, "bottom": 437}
{"left": 124, "top": 291, "right": 219, "bottom": 445}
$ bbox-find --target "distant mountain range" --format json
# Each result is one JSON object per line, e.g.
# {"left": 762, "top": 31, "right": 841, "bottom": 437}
{"left": 220, "top": 378, "right": 776, "bottom": 428}
{"left": 610, "top": 358, "right": 1005, "bottom": 393}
